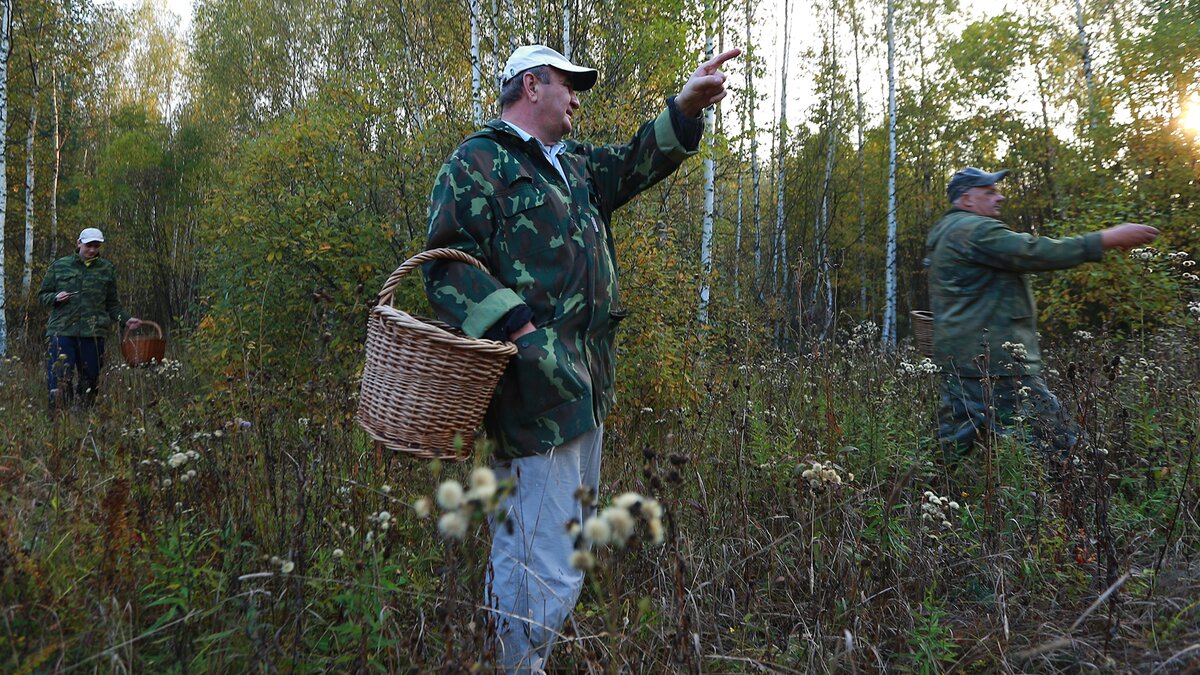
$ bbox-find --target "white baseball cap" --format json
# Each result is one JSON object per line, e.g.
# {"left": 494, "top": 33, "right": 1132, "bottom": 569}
{"left": 79, "top": 227, "right": 105, "bottom": 244}
{"left": 500, "top": 45, "right": 598, "bottom": 91}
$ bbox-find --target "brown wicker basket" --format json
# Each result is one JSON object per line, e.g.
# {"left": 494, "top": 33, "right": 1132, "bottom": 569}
{"left": 121, "top": 320, "right": 166, "bottom": 367}
{"left": 356, "top": 248, "right": 517, "bottom": 461}
{"left": 910, "top": 310, "right": 934, "bottom": 358}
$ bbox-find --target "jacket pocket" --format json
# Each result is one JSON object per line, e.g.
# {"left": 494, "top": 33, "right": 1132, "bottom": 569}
{"left": 491, "top": 180, "right": 575, "bottom": 321}
{"left": 502, "top": 325, "right": 586, "bottom": 423}
{"left": 495, "top": 182, "right": 554, "bottom": 255}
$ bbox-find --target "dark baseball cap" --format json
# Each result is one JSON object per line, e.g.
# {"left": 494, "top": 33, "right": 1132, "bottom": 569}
{"left": 947, "top": 167, "right": 1009, "bottom": 203}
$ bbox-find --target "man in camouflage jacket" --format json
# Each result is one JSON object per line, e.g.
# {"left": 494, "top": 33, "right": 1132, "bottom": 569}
{"left": 424, "top": 44, "right": 738, "bottom": 672}
{"left": 926, "top": 168, "right": 1158, "bottom": 460}
{"left": 38, "top": 227, "right": 142, "bottom": 410}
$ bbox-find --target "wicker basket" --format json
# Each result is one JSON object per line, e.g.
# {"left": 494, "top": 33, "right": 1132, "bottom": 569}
{"left": 121, "top": 320, "right": 166, "bottom": 367}
{"left": 356, "top": 248, "right": 517, "bottom": 461}
{"left": 910, "top": 310, "right": 934, "bottom": 358}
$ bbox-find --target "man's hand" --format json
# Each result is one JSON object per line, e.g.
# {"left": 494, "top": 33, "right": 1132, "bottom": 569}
{"left": 1100, "top": 223, "right": 1160, "bottom": 250}
{"left": 509, "top": 321, "right": 536, "bottom": 341}
{"left": 55, "top": 291, "right": 75, "bottom": 304}
{"left": 675, "top": 48, "right": 741, "bottom": 118}
{"left": 126, "top": 317, "right": 144, "bottom": 331}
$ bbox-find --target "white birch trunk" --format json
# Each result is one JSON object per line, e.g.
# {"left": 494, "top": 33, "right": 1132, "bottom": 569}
{"left": 51, "top": 69, "right": 60, "bottom": 258}
{"left": 562, "top": 0, "right": 570, "bottom": 60}
{"left": 699, "top": 0, "right": 715, "bottom": 324}
{"left": 852, "top": 0, "right": 867, "bottom": 316}
{"left": 882, "top": 0, "right": 899, "bottom": 348}
{"left": 470, "top": 0, "right": 482, "bottom": 127}
{"left": 746, "top": 0, "right": 762, "bottom": 291}
{"left": 22, "top": 59, "right": 37, "bottom": 293}
{"left": 773, "top": 0, "right": 790, "bottom": 298}
{"left": 817, "top": 98, "right": 836, "bottom": 340}
{"left": 1074, "top": 0, "right": 1097, "bottom": 137}
{"left": 0, "top": 0, "right": 11, "bottom": 356}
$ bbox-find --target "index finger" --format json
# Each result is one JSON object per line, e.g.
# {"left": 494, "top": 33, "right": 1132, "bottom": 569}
{"left": 702, "top": 48, "right": 741, "bottom": 73}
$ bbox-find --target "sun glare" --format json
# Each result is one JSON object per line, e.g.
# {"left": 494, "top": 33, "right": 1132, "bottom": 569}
{"left": 1182, "top": 98, "right": 1200, "bottom": 135}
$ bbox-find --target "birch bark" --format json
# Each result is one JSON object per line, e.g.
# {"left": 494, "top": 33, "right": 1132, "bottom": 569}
{"left": 882, "top": 0, "right": 898, "bottom": 348}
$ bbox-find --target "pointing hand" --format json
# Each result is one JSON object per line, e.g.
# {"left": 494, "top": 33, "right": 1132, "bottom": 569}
{"left": 676, "top": 48, "right": 742, "bottom": 118}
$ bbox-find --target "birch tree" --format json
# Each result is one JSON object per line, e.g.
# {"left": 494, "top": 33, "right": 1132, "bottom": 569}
{"left": 562, "top": 0, "right": 570, "bottom": 60}
{"left": 849, "top": 0, "right": 868, "bottom": 315}
{"left": 698, "top": 0, "right": 715, "bottom": 323}
{"left": 21, "top": 57, "right": 37, "bottom": 293}
{"left": 470, "top": 0, "right": 482, "bottom": 126}
{"left": 772, "top": 0, "right": 790, "bottom": 300}
{"left": 0, "top": 0, "right": 10, "bottom": 357}
{"left": 1074, "top": 0, "right": 1098, "bottom": 139}
{"left": 882, "top": 0, "right": 898, "bottom": 348}
{"left": 50, "top": 68, "right": 61, "bottom": 258}
{"left": 746, "top": 0, "right": 762, "bottom": 294}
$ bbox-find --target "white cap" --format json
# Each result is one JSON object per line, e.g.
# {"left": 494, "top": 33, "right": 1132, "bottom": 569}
{"left": 79, "top": 227, "right": 105, "bottom": 244}
{"left": 500, "top": 45, "right": 598, "bottom": 91}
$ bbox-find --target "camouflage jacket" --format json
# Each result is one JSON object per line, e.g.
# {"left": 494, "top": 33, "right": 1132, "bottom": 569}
{"left": 424, "top": 109, "right": 698, "bottom": 459}
{"left": 37, "top": 255, "right": 132, "bottom": 338}
{"left": 925, "top": 209, "right": 1103, "bottom": 377}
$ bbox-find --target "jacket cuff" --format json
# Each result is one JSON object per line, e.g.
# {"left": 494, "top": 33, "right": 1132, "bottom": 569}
{"left": 462, "top": 287, "right": 525, "bottom": 338}
{"left": 1082, "top": 232, "right": 1104, "bottom": 262}
{"left": 483, "top": 304, "right": 533, "bottom": 341}
{"left": 666, "top": 95, "right": 704, "bottom": 150}
{"left": 654, "top": 107, "right": 700, "bottom": 164}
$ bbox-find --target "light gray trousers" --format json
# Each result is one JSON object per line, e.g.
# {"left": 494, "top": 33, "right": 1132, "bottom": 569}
{"left": 489, "top": 426, "right": 603, "bottom": 673}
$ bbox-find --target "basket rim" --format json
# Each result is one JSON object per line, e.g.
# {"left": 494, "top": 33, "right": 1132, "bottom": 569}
{"left": 372, "top": 305, "right": 517, "bottom": 356}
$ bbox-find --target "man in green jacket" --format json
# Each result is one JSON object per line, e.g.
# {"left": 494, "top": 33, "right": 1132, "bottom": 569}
{"left": 37, "top": 228, "right": 142, "bottom": 411}
{"left": 927, "top": 168, "right": 1158, "bottom": 460}
{"left": 424, "top": 44, "right": 738, "bottom": 672}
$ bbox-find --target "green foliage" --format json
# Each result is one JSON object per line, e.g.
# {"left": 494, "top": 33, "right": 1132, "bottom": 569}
{"left": 195, "top": 91, "right": 399, "bottom": 381}
{"left": 903, "top": 589, "right": 958, "bottom": 674}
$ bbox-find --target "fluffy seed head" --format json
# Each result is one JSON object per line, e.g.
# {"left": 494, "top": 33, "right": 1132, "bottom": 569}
{"left": 570, "top": 550, "right": 595, "bottom": 570}
{"left": 438, "top": 512, "right": 468, "bottom": 540}
{"left": 583, "top": 516, "right": 612, "bottom": 546}
{"left": 436, "top": 480, "right": 465, "bottom": 510}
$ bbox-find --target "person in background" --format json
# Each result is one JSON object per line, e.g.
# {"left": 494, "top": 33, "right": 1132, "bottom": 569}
{"left": 926, "top": 167, "right": 1159, "bottom": 462}
{"left": 424, "top": 44, "right": 739, "bottom": 672}
{"left": 37, "top": 227, "right": 142, "bottom": 411}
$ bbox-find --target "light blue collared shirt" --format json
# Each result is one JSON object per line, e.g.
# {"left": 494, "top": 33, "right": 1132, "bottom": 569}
{"left": 501, "top": 120, "right": 569, "bottom": 185}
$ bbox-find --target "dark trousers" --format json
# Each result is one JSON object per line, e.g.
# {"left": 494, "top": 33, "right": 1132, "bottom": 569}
{"left": 937, "top": 373, "right": 1078, "bottom": 462}
{"left": 47, "top": 336, "right": 106, "bottom": 409}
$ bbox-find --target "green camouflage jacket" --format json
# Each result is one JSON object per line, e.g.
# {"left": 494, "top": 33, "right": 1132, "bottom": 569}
{"left": 925, "top": 209, "right": 1104, "bottom": 378}
{"left": 424, "top": 109, "right": 697, "bottom": 459}
{"left": 38, "top": 255, "right": 132, "bottom": 338}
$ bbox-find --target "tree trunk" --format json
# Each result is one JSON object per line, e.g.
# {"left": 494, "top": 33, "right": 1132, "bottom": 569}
{"left": 470, "top": 0, "right": 482, "bottom": 127}
{"left": 772, "top": 0, "right": 792, "bottom": 345}
{"left": 22, "top": 56, "right": 37, "bottom": 293}
{"left": 882, "top": 0, "right": 898, "bottom": 349}
{"left": 852, "top": 0, "right": 867, "bottom": 317}
{"left": 746, "top": 0, "right": 761, "bottom": 294}
{"left": 562, "top": 0, "right": 570, "bottom": 60}
{"left": 51, "top": 68, "right": 61, "bottom": 258}
{"left": 699, "top": 0, "right": 715, "bottom": 324}
{"left": 1074, "top": 0, "right": 1098, "bottom": 139}
{"left": 0, "top": 0, "right": 11, "bottom": 356}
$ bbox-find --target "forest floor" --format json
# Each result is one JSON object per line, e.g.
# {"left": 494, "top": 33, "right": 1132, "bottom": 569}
{"left": 1, "top": 325, "right": 1198, "bottom": 673}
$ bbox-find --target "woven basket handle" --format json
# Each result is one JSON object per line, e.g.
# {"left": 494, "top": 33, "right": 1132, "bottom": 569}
{"left": 377, "top": 248, "right": 488, "bottom": 307}
{"left": 122, "top": 319, "right": 163, "bottom": 341}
